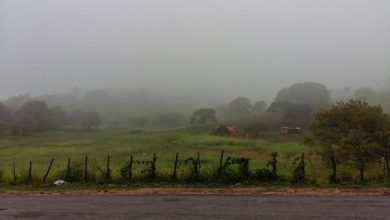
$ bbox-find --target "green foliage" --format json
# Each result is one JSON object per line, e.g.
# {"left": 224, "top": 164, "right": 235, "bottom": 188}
{"left": 229, "top": 97, "right": 252, "bottom": 116}
{"left": 0, "top": 103, "right": 12, "bottom": 134}
{"left": 182, "top": 153, "right": 202, "bottom": 182}
{"left": 275, "top": 82, "right": 330, "bottom": 109}
{"left": 81, "top": 111, "right": 101, "bottom": 130}
{"left": 252, "top": 101, "right": 267, "bottom": 113}
{"left": 214, "top": 156, "right": 250, "bottom": 183}
{"left": 253, "top": 169, "right": 274, "bottom": 181}
{"left": 267, "top": 101, "right": 312, "bottom": 127}
{"left": 119, "top": 156, "right": 133, "bottom": 181}
{"left": 292, "top": 153, "right": 306, "bottom": 183}
{"left": 253, "top": 152, "right": 279, "bottom": 182}
{"left": 190, "top": 108, "right": 217, "bottom": 125}
{"left": 310, "top": 99, "right": 388, "bottom": 181}
{"left": 62, "top": 161, "right": 83, "bottom": 183}
{"left": 212, "top": 124, "right": 230, "bottom": 136}
{"left": 0, "top": 128, "right": 311, "bottom": 184}
{"left": 136, "top": 154, "right": 157, "bottom": 180}
{"left": 244, "top": 123, "right": 266, "bottom": 137}
{"left": 8, "top": 100, "right": 69, "bottom": 135}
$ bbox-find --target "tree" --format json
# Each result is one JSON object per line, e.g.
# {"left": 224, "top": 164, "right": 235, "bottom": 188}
{"left": 229, "top": 97, "right": 252, "bottom": 116}
{"left": 0, "top": 103, "right": 13, "bottom": 133}
{"left": 310, "top": 99, "right": 388, "bottom": 181}
{"left": 244, "top": 123, "right": 266, "bottom": 137}
{"left": 81, "top": 111, "right": 101, "bottom": 130}
{"left": 252, "top": 101, "right": 267, "bottom": 113}
{"left": 275, "top": 82, "right": 330, "bottom": 109}
{"left": 267, "top": 101, "right": 312, "bottom": 128}
{"left": 68, "top": 110, "right": 85, "bottom": 128}
{"left": 190, "top": 108, "right": 217, "bottom": 125}
{"left": 12, "top": 100, "right": 48, "bottom": 135}
{"left": 3, "top": 94, "right": 32, "bottom": 111}
{"left": 44, "top": 106, "right": 68, "bottom": 130}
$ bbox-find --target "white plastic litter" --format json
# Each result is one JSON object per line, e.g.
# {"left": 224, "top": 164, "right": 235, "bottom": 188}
{"left": 54, "top": 180, "right": 66, "bottom": 186}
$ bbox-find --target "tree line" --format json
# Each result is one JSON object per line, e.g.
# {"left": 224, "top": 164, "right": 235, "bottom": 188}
{"left": 0, "top": 100, "right": 100, "bottom": 135}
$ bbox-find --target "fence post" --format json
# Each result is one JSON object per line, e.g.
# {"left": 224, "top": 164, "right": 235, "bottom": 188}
{"left": 106, "top": 155, "right": 111, "bottom": 180}
{"left": 84, "top": 156, "right": 88, "bottom": 182}
{"left": 329, "top": 151, "right": 337, "bottom": 183}
{"left": 28, "top": 160, "right": 32, "bottom": 183}
{"left": 151, "top": 153, "right": 157, "bottom": 180}
{"left": 195, "top": 152, "right": 200, "bottom": 177}
{"left": 42, "top": 158, "right": 54, "bottom": 184}
{"left": 218, "top": 150, "right": 224, "bottom": 176}
{"left": 271, "top": 152, "right": 278, "bottom": 179}
{"left": 66, "top": 157, "right": 71, "bottom": 181}
{"left": 128, "top": 155, "right": 133, "bottom": 182}
{"left": 172, "top": 152, "right": 179, "bottom": 180}
{"left": 12, "top": 161, "right": 16, "bottom": 185}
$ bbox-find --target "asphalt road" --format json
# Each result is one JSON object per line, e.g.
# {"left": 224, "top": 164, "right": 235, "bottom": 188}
{"left": 0, "top": 195, "right": 389, "bottom": 220}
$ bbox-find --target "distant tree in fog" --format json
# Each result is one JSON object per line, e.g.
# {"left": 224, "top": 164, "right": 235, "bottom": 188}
{"left": 44, "top": 106, "right": 68, "bottom": 130}
{"left": 252, "top": 101, "right": 267, "bottom": 113}
{"left": 13, "top": 100, "right": 48, "bottom": 134}
{"left": 3, "top": 94, "right": 32, "bottom": 111}
{"left": 0, "top": 103, "right": 13, "bottom": 133}
{"left": 229, "top": 97, "right": 252, "bottom": 116}
{"left": 81, "top": 111, "right": 101, "bottom": 130}
{"left": 275, "top": 82, "right": 330, "bottom": 109}
{"left": 68, "top": 110, "right": 85, "bottom": 127}
{"left": 267, "top": 101, "right": 312, "bottom": 128}
{"left": 190, "top": 108, "right": 216, "bottom": 125}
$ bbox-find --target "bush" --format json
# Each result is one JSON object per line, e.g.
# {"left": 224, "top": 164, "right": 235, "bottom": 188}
{"left": 253, "top": 168, "right": 274, "bottom": 181}
{"left": 212, "top": 124, "right": 230, "bottom": 136}
{"left": 182, "top": 154, "right": 201, "bottom": 182}
{"left": 292, "top": 153, "right": 306, "bottom": 183}
{"left": 61, "top": 161, "right": 83, "bottom": 182}
{"left": 244, "top": 123, "right": 266, "bottom": 137}
{"left": 213, "top": 156, "right": 250, "bottom": 183}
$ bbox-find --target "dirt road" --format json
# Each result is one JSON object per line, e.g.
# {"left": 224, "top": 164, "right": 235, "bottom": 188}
{"left": 0, "top": 195, "right": 389, "bottom": 219}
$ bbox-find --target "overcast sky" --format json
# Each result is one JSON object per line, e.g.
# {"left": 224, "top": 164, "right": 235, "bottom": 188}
{"left": 0, "top": 0, "right": 389, "bottom": 100}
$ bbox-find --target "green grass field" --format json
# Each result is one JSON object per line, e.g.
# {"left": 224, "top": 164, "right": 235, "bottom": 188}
{"left": 0, "top": 127, "right": 327, "bottom": 184}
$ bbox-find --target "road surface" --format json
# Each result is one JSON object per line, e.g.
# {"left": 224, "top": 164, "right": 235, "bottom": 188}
{"left": 0, "top": 195, "right": 389, "bottom": 219}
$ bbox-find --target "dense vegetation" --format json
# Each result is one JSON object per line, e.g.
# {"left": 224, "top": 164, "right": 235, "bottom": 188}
{"left": 1, "top": 81, "right": 390, "bottom": 187}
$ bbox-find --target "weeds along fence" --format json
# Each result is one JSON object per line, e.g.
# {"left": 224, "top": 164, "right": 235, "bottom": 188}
{"left": 0, "top": 150, "right": 387, "bottom": 186}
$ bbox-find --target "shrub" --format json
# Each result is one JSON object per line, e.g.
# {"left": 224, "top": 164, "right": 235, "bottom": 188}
{"left": 182, "top": 153, "right": 201, "bottom": 182}
{"left": 61, "top": 161, "right": 83, "bottom": 182}
{"left": 292, "top": 153, "right": 306, "bottom": 183}
{"left": 213, "top": 156, "right": 250, "bottom": 183}
{"left": 212, "top": 124, "right": 230, "bottom": 136}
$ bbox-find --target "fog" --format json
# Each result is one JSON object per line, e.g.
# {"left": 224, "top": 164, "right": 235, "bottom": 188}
{"left": 0, "top": 0, "right": 389, "bottom": 101}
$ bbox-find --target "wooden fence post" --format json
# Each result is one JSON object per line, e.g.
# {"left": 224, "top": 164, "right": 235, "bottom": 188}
{"left": 195, "top": 152, "right": 200, "bottom": 177}
{"left": 172, "top": 152, "right": 179, "bottom": 180}
{"left": 28, "top": 160, "right": 32, "bottom": 183}
{"left": 218, "top": 150, "right": 224, "bottom": 176}
{"left": 66, "top": 157, "right": 71, "bottom": 181}
{"left": 106, "top": 155, "right": 111, "bottom": 180}
{"left": 12, "top": 161, "right": 16, "bottom": 185}
{"left": 128, "top": 155, "right": 133, "bottom": 182}
{"left": 84, "top": 156, "right": 88, "bottom": 182}
{"left": 151, "top": 153, "right": 157, "bottom": 180}
{"left": 42, "top": 158, "right": 54, "bottom": 184}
